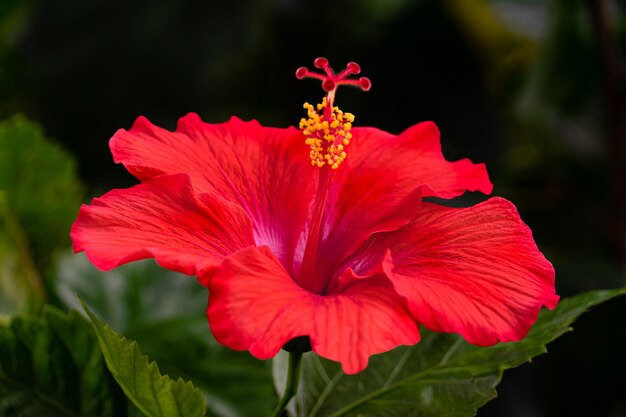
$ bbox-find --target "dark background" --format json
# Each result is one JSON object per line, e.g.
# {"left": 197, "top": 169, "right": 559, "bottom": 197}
{"left": 1, "top": 0, "right": 625, "bottom": 416}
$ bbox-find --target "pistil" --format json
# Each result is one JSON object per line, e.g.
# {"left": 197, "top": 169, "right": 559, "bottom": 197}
{"left": 298, "top": 167, "right": 331, "bottom": 294}
{"left": 295, "top": 58, "right": 371, "bottom": 294}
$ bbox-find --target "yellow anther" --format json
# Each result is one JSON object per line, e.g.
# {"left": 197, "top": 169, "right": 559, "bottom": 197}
{"left": 300, "top": 99, "right": 355, "bottom": 169}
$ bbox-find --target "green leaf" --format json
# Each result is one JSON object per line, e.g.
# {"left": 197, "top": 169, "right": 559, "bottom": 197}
{"left": 274, "top": 288, "right": 626, "bottom": 417}
{"left": 0, "top": 116, "right": 83, "bottom": 270}
{"left": 0, "top": 306, "right": 124, "bottom": 417}
{"left": 56, "top": 254, "right": 275, "bottom": 417}
{"left": 80, "top": 297, "right": 207, "bottom": 417}
{"left": 129, "top": 317, "right": 275, "bottom": 417}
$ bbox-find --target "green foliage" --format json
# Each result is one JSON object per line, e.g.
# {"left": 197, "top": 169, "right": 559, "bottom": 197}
{"left": 126, "top": 318, "right": 276, "bottom": 417}
{"left": 56, "top": 253, "right": 208, "bottom": 333}
{"left": 80, "top": 299, "right": 207, "bottom": 417}
{"left": 0, "top": 0, "right": 30, "bottom": 46}
{"left": 0, "top": 192, "right": 44, "bottom": 315}
{"left": 521, "top": 0, "right": 597, "bottom": 115}
{"left": 0, "top": 116, "right": 83, "bottom": 271}
{"left": 57, "top": 254, "right": 275, "bottom": 417}
{"left": 273, "top": 288, "right": 626, "bottom": 417}
{"left": 0, "top": 306, "right": 124, "bottom": 417}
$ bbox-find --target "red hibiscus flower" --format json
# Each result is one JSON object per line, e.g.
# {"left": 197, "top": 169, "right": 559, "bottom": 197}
{"left": 71, "top": 58, "right": 558, "bottom": 374}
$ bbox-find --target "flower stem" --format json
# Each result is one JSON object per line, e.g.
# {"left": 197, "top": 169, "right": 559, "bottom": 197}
{"left": 270, "top": 352, "right": 303, "bottom": 417}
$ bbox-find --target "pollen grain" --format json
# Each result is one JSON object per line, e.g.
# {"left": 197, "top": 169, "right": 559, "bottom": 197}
{"left": 299, "top": 98, "right": 354, "bottom": 169}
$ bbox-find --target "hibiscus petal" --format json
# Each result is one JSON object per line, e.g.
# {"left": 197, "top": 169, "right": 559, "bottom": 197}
{"left": 352, "top": 197, "right": 558, "bottom": 346}
{"left": 346, "top": 122, "right": 493, "bottom": 199}
{"left": 109, "top": 114, "right": 316, "bottom": 272}
{"left": 207, "top": 246, "right": 420, "bottom": 374}
{"left": 311, "top": 186, "right": 423, "bottom": 293}
{"left": 315, "top": 122, "right": 492, "bottom": 284}
{"left": 71, "top": 173, "right": 254, "bottom": 276}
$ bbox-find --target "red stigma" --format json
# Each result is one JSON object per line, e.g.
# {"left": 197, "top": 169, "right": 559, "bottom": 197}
{"left": 295, "top": 57, "right": 371, "bottom": 94}
{"left": 346, "top": 62, "right": 360, "bottom": 74}
{"left": 359, "top": 77, "right": 371, "bottom": 91}
{"left": 295, "top": 67, "right": 308, "bottom": 79}
{"left": 314, "top": 57, "right": 329, "bottom": 68}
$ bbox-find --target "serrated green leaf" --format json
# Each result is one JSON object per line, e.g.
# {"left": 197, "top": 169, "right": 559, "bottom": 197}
{"left": 80, "top": 297, "right": 207, "bottom": 417}
{"left": 0, "top": 306, "right": 124, "bottom": 417}
{"left": 57, "top": 254, "right": 275, "bottom": 417}
{"left": 273, "top": 288, "right": 626, "bottom": 417}
{"left": 125, "top": 317, "right": 275, "bottom": 417}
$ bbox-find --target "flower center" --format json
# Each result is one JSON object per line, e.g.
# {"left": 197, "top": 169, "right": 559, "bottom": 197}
{"left": 295, "top": 58, "right": 370, "bottom": 294}
{"left": 296, "top": 57, "right": 371, "bottom": 170}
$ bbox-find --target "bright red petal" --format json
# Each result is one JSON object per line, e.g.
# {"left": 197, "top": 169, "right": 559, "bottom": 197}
{"left": 110, "top": 115, "right": 315, "bottom": 272}
{"left": 352, "top": 197, "right": 558, "bottom": 345}
{"left": 71, "top": 173, "right": 254, "bottom": 276}
{"left": 315, "top": 122, "right": 492, "bottom": 284}
{"left": 346, "top": 123, "right": 493, "bottom": 199}
{"left": 207, "top": 246, "right": 420, "bottom": 374}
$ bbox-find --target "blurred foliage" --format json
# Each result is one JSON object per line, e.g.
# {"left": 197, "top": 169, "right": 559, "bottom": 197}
{"left": 0, "top": 117, "right": 83, "bottom": 272}
{"left": 520, "top": 0, "right": 598, "bottom": 116}
{"left": 273, "top": 288, "right": 626, "bottom": 417}
{"left": 0, "top": 192, "right": 43, "bottom": 316}
{"left": 56, "top": 254, "right": 207, "bottom": 333}
{"left": 0, "top": 306, "right": 126, "bottom": 417}
{"left": 0, "top": 117, "right": 83, "bottom": 316}
{"left": 57, "top": 254, "right": 276, "bottom": 417}
{"left": 443, "top": 0, "right": 536, "bottom": 99}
